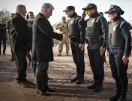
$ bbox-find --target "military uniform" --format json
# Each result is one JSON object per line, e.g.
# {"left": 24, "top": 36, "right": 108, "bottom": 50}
{"left": 63, "top": 6, "right": 85, "bottom": 84}
{"left": 7, "top": 14, "right": 15, "bottom": 60}
{"left": 56, "top": 21, "right": 69, "bottom": 55}
{"left": 105, "top": 5, "right": 131, "bottom": 101}
{"left": 81, "top": 3, "right": 108, "bottom": 92}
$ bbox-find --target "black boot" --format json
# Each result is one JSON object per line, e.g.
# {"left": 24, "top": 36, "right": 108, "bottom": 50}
{"left": 94, "top": 82, "right": 103, "bottom": 92}
{"left": 76, "top": 72, "right": 84, "bottom": 84}
{"left": 87, "top": 82, "right": 97, "bottom": 89}
{"left": 119, "top": 93, "right": 126, "bottom": 101}
{"left": 71, "top": 76, "right": 78, "bottom": 82}
{"left": 71, "top": 70, "right": 79, "bottom": 82}
{"left": 119, "top": 77, "right": 128, "bottom": 101}
{"left": 109, "top": 90, "right": 121, "bottom": 101}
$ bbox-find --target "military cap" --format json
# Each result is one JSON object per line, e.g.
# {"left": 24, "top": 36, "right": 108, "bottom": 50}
{"left": 63, "top": 6, "right": 75, "bottom": 12}
{"left": 82, "top": 3, "right": 97, "bottom": 10}
{"left": 105, "top": 5, "right": 124, "bottom": 15}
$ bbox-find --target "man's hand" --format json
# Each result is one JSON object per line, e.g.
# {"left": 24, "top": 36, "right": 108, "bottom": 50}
{"left": 122, "top": 56, "right": 129, "bottom": 65}
{"left": 100, "top": 46, "right": 105, "bottom": 56}
{"left": 63, "top": 35, "right": 68, "bottom": 41}
{"left": 81, "top": 11, "right": 86, "bottom": 19}
{"left": 79, "top": 43, "right": 85, "bottom": 51}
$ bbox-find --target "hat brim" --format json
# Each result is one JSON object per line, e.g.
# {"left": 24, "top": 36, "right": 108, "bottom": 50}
{"left": 82, "top": 7, "right": 87, "bottom": 10}
{"left": 105, "top": 10, "right": 115, "bottom": 14}
{"left": 82, "top": 7, "right": 94, "bottom": 10}
{"left": 63, "top": 9, "right": 69, "bottom": 12}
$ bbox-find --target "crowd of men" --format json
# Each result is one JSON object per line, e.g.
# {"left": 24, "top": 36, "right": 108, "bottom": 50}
{"left": 0, "top": 2, "right": 132, "bottom": 101}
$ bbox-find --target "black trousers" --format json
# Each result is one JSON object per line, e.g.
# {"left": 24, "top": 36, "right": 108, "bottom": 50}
{"left": 0, "top": 38, "right": 6, "bottom": 55}
{"left": 109, "top": 48, "right": 128, "bottom": 93}
{"left": 70, "top": 42, "right": 85, "bottom": 74}
{"left": 88, "top": 48, "right": 104, "bottom": 83}
{"left": 35, "top": 62, "right": 49, "bottom": 90}
{"left": 32, "top": 60, "right": 37, "bottom": 76}
{"left": 14, "top": 52, "right": 27, "bottom": 83}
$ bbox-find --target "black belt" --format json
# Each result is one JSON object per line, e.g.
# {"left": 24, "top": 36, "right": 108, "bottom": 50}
{"left": 86, "top": 38, "right": 99, "bottom": 46}
{"left": 69, "top": 36, "right": 80, "bottom": 42}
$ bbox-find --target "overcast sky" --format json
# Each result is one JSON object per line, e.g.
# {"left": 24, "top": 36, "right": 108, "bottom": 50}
{"left": 0, "top": 0, "right": 132, "bottom": 24}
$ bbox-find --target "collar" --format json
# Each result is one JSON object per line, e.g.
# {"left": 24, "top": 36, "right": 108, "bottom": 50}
{"left": 70, "top": 12, "right": 77, "bottom": 18}
{"left": 113, "top": 16, "right": 121, "bottom": 21}
{"left": 16, "top": 13, "right": 26, "bottom": 20}
{"left": 90, "top": 11, "right": 99, "bottom": 18}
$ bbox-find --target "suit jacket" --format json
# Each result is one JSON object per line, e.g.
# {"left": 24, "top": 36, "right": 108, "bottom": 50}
{"left": 27, "top": 21, "right": 33, "bottom": 50}
{"left": 10, "top": 13, "right": 30, "bottom": 52}
{"left": 0, "top": 24, "right": 6, "bottom": 39}
{"left": 32, "top": 13, "right": 63, "bottom": 62}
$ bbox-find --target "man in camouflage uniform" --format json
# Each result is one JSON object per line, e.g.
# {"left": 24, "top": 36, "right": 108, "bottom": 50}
{"left": 6, "top": 13, "right": 15, "bottom": 61}
{"left": 55, "top": 16, "right": 69, "bottom": 56}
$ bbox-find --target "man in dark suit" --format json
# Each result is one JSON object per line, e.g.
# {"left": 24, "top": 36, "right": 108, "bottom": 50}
{"left": 10, "top": 4, "right": 33, "bottom": 87}
{"left": 32, "top": 3, "right": 67, "bottom": 95}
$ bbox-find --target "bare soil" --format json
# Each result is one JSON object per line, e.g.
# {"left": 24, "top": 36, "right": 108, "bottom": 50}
{"left": 0, "top": 46, "right": 132, "bottom": 101}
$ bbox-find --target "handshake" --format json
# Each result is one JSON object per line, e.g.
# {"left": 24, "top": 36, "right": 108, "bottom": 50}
{"left": 62, "top": 35, "right": 69, "bottom": 41}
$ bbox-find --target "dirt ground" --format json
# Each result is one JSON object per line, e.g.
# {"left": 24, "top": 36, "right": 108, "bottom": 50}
{"left": 0, "top": 46, "right": 132, "bottom": 101}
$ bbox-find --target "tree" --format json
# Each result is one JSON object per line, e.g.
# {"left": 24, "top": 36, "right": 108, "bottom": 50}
{"left": 0, "top": 9, "right": 10, "bottom": 21}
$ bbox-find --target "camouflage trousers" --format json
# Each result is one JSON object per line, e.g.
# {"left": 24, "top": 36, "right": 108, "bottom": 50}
{"left": 58, "top": 39, "right": 69, "bottom": 53}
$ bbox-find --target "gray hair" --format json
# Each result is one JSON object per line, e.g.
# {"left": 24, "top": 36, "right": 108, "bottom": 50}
{"left": 16, "top": 4, "right": 25, "bottom": 12}
{"left": 41, "top": 3, "right": 54, "bottom": 12}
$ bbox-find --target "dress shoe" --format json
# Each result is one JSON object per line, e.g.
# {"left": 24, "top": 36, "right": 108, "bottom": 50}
{"left": 23, "top": 80, "right": 36, "bottom": 88}
{"left": 87, "top": 83, "right": 97, "bottom": 89}
{"left": 37, "top": 89, "right": 50, "bottom": 96}
{"left": 24, "top": 80, "right": 36, "bottom": 85}
{"left": 17, "top": 82, "right": 31, "bottom": 88}
{"left": 46, "top": 88, "right": 55, "bottom": 92}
